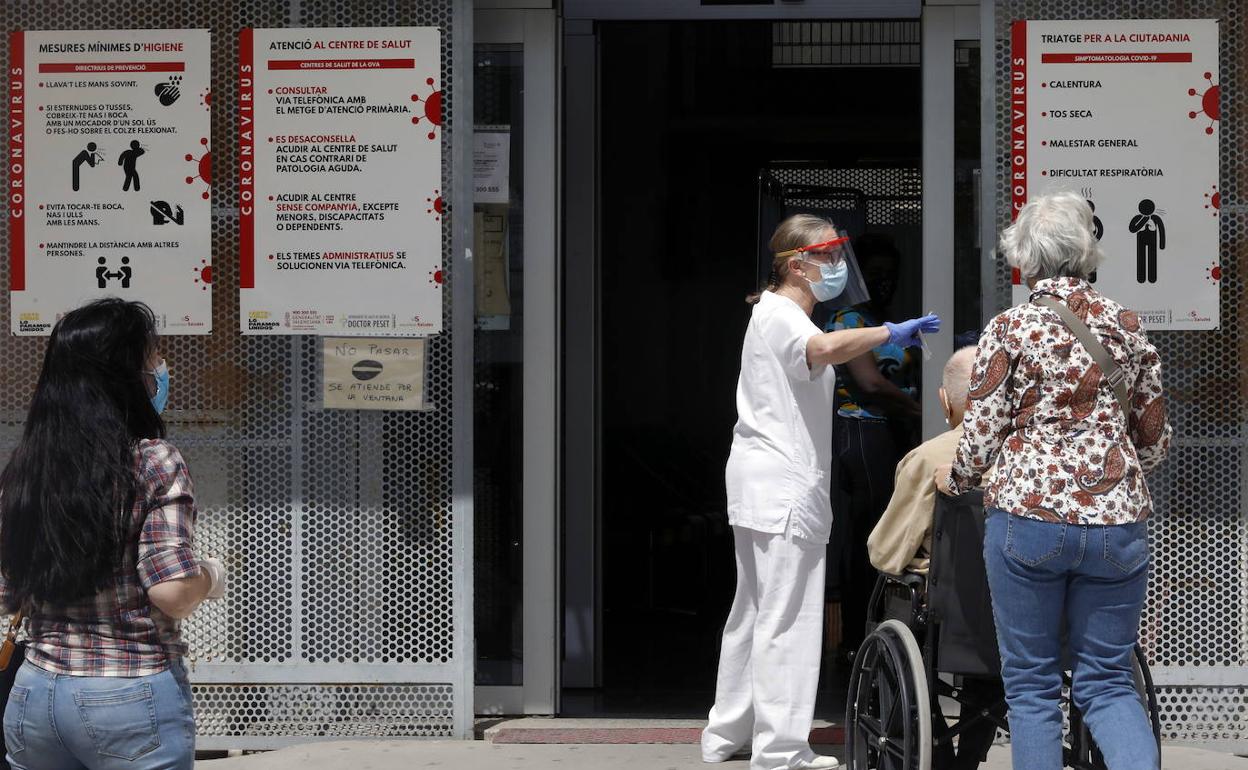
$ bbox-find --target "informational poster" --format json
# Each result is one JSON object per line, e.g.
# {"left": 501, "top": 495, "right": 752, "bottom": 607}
{"left": 8, "top": 29, "right": 212, "bottom": 335}
{"left": 473, "top": 210, "right": 511, "bottom": 329}
{"left": 239, "top": 27, "right": 443, "bottom": 336}
{"left": 473, "top": 126, "right": 509, "bottom": 204}
{"left": 323, "top": 337, "right": 427, "bottom": 410}
{"left": 1011, "top": 19, "right": 1219, "bottom": 329}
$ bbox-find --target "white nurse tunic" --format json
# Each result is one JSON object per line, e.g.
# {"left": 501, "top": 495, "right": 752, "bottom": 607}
{"left": 704, "top": 290, "right": 839, "bottom": 770}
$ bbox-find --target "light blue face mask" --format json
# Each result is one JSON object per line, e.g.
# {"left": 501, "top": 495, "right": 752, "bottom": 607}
{"left": 802, "top": 258, "right": 849, "bottom": 302}
{"left": 148, "top": 360, "right": 169, "bottom": 414}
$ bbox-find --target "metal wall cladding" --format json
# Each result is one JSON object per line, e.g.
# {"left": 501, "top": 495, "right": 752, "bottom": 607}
{"left": 773, "top": 167, "right": 924, "bottom": 226}
{"left": 0, "top": 0, "right": 457, "bottom": 743}
{"left": 193, "top": 683, "right": 455, "bottom": 739}
{"left": 994, "top": 0, "right": 1247, "bottom": 750}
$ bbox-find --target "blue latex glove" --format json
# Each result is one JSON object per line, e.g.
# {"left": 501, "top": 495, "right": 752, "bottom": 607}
{"left": 885, "top": 313, "right": 941, "bottom": 348}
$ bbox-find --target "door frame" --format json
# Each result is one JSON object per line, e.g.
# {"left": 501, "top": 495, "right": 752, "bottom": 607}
{"left": 560, "top": 0, "right": 988, "bottom": 694}
{"left": 920, "top": 3, "right": 982, "bottom": 440}
{"left": 472, "top": 6, "right": 561, "bottom": 717}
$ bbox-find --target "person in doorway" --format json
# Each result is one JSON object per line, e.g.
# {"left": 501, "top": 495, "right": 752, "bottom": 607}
{"left": 0, "top": 298, "right": 226, "bottom": 770}
{"left": 938, "top": 192, "right": 1172, "bottom": 770}
{"left": 825, "top": 233, "right": 921, "bottom": 659}
{"left": 703, "top": 214, "right": 940, "bottom": 770}
{"left": 867, "top": 345, "right": 1004, "bottom": 770}
{"left": 866, "top": 345, "right": 975, "bottom": 577}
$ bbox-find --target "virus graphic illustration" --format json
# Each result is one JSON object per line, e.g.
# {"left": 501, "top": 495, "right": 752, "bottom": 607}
{"left": 429, "top": 267, "right": 444, "bottom": 287}
{"left": 411, "top": 78, "right": 443, "bottom": 140}
{"left": 1188, "top": 72, "right": 1219, "bottom": 134}
{"left": 193, "top": 259, "right": 213, "bottom": 291}
{"left": 199, "top": 88, "right": 211, "bottom": 111}
{"left": 1204, "top": 185, "right": 1220, "bottom": 217}
{"left": 185, "top": 137, "right": 211, "bottom": 200}
{"left": 1206, "top": 262, "right": 1221, "bottom": 284}
{"left": 426, "top": 190, "right": 444, "bottom": 221}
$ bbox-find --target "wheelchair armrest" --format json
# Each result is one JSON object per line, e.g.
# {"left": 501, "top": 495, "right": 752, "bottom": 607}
{"left": 881, "top": 572, "right": 927, "bottom": 590}
{"left": 868, "top": 571, "right": 927, "bottom": 633}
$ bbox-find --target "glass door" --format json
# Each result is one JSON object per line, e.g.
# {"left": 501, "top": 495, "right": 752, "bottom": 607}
{"left": 472, "top": 7, "right": 559, "bottom": 716}
{"left": 920, "top": 5, "right": 981, "bottom": 439}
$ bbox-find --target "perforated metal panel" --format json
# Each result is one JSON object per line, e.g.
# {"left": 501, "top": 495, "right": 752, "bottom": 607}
{"left": 0, "top": 0, "right": 466, "bottom": 747}
{"left": 992, "top": 0, "right": 1247, "bottom": 749}
{"left": 771, "top": 21, "right": 921, "bottom": 68}
{"left": 772, "top": 167, "right": 923, "bottom": 226}
{"left": 194, "top": 684, "right": 454, "bottom": 743}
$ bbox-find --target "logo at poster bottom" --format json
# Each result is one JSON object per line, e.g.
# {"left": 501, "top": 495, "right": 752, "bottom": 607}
{"left": 352, "top": 360, "right": 384, "bottom": 381}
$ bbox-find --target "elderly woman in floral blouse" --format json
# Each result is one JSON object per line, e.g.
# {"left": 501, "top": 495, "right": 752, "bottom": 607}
{"left": 937, "top": 191, "right": 1171, "bottom": 770}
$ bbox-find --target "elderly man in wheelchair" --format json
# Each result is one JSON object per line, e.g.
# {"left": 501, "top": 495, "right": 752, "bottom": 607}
{"left": 844, "top": 348, "right": 1160, "bottom": 770}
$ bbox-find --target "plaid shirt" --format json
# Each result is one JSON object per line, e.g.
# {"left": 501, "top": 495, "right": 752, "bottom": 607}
{"left": 3, "top": 439, "right": 201, "bottom": 677}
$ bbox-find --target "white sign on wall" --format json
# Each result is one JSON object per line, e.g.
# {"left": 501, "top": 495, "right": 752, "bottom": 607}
{"left": 1011, "top": 19, "right": 1220, "bottom": 329}
{"left": 473, "top": 127, "right": 509, "bottom": 204}
{"left": 323, "top": 337, "right": 427, "bottom": 410}
{"left": 8, "top": 29, "right": 213, "bottom": 335}
{"left": 239, "top": 27, "right": 443, "bottom": 336}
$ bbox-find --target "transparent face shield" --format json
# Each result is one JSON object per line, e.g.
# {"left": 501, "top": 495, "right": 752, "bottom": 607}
{"left": 777, "top": 231, "right": 871, "bottom": 310}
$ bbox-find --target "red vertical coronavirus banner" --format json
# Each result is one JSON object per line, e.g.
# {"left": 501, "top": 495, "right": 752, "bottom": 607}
{"left": 8, "top": 31, "right": 25, "bottom": 292}
{"left": 239, "top": 27, "right": 255, "bottom": 290}
{"left": 1010, "top": 20, "right": 1026, "bottom": 287}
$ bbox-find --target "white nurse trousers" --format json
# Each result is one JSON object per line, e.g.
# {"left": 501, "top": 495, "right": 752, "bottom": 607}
{"left": 702, "top": 524, "right": 827, "bottom": 770}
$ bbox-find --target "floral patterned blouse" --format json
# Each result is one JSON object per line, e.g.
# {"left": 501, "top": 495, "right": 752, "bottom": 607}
{"left": 947, "top": 277, "right": 1171, "bottom": 525}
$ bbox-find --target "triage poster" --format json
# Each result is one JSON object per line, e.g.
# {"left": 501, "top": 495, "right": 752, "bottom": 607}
{"left": 1011, "top": 19, "right": 1220, "bottom": 329}
{"left": 239, "top": 27, "right": 443, "bottom": 336}
{"left": 8, "top": 29, "right": 213, "bottom": 335}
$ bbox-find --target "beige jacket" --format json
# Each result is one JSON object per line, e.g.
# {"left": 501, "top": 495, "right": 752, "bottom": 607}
{"left": 867, "top": 426, "right": 963, "bottom": 575}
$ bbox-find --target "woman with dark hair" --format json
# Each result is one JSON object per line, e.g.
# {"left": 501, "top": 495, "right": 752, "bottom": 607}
{"left": 0, "top": 298, "right": 225, "bottom": 770}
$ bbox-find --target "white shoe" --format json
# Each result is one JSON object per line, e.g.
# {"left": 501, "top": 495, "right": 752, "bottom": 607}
{"left": 702, "top": 747, "right": 750, "bottom": 763}
{"left": 795, "top": 756, "right": 840, "bottom": 769}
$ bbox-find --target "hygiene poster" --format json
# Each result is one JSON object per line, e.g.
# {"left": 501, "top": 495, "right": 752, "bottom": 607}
{"left": 8, "top": 29, "right": 213, "bottom": 336}
{"left": 239, "top": 27, "right": 443, "bottom": 336}
{"left": 1011, "top": 19, "right": 1220, "bottom": 329}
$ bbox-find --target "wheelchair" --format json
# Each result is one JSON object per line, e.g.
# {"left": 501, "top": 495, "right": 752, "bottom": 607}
{"left": 844, "top": 490, "right": 1162, "bottom": 770}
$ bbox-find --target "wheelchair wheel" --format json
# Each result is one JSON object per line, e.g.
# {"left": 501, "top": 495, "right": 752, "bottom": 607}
{"left": 845, "top": 619, "right": 932, "bottom": 770}
{"left": 1064, "top": 644, "right": 1161, "bottom": 769}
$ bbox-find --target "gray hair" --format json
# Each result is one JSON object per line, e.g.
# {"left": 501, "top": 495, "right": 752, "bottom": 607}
{"left": 942, "top": 346, "right": 977, "bottom": 415}
{"left": 1001, "top": 191, "right": 1103, "bottom": 281}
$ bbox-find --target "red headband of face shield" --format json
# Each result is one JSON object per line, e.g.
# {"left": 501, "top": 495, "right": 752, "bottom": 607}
{"left": 776, "top": 235, "right": 851, "bottom": 259}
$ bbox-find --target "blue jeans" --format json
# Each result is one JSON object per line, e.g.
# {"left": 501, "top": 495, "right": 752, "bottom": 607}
{"left": 984, "top": 509, "right": 1157, "bottom": 770}
{"left": 4, "top": 659, "right": 195, "bottom": 770}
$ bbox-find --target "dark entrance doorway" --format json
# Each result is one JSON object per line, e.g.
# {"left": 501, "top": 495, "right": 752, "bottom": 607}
{"left": 581, "top": 19, "right": 922, "bottom": 717}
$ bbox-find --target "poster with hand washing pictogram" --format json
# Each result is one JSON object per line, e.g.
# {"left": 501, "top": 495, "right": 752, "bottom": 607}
{"left": 239, "top": 27, "right": 443, "bottom": 336}
{"left": 1011, "top": 19, "right": 1219, "bottom": 330}
{"left": 7, "top": 29, "right": 212, "bottom": 335}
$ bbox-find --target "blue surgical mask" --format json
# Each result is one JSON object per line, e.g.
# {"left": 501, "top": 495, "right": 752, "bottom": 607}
{"left": 148, "top": 360, "right": 169, "bottom": 414}
{"left": 803, "top": 259, "right": 849, "bottom": 302}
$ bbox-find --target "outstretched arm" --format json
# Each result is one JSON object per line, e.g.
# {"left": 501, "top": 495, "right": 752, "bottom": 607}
{"left": 807, "top": 325, "right": 890, "bottom": 368}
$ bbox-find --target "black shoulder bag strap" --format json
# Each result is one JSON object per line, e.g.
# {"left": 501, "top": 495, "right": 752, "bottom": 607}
{"left": 1034, "top": 295, "right": 1131, "bottom": 416}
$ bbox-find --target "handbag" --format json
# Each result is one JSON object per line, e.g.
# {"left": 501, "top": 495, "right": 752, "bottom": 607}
{"left": 0, "top": 608, "right": 26, "bottom": 770}
{"left": 1033, "top": 295, "right": 1131, "bottom": 415}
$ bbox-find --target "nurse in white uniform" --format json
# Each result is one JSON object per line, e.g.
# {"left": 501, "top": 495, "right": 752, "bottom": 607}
{"left": 702, "top": 214, "right": 940, "bottom": 770}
